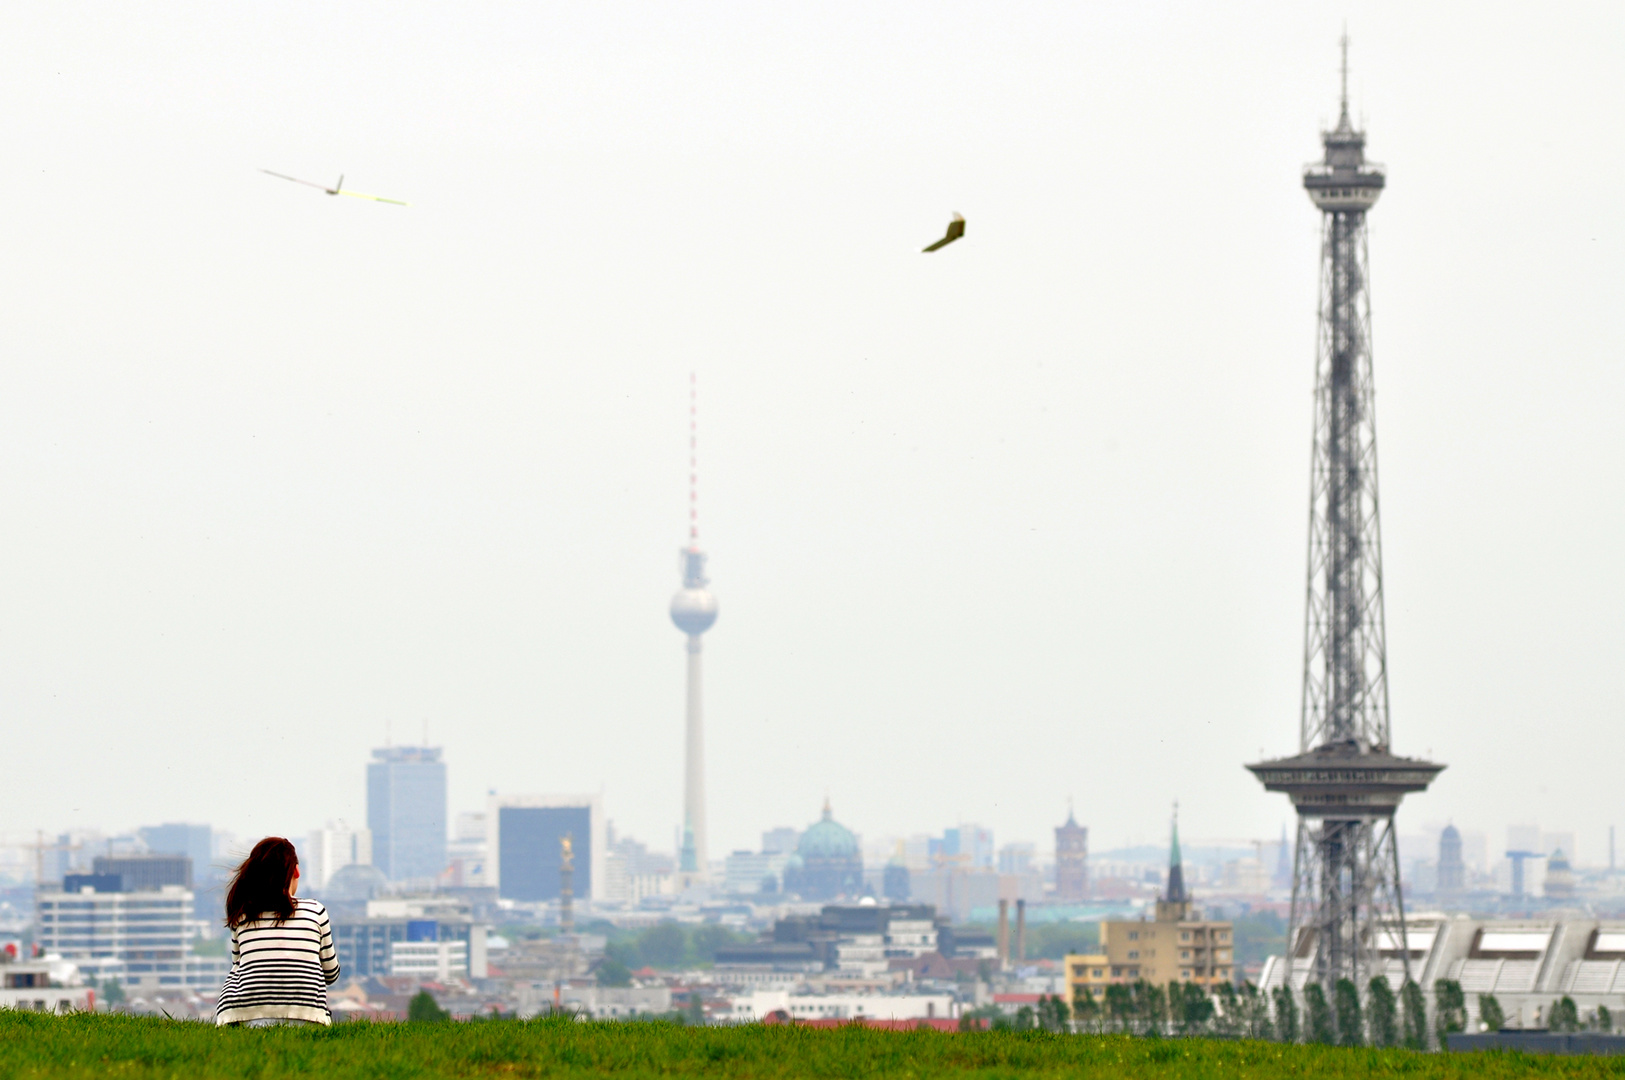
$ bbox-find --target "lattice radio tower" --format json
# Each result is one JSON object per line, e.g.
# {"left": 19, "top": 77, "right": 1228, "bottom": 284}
{"left": 1247, "top": 36, "right": 1444, "bottom": 991}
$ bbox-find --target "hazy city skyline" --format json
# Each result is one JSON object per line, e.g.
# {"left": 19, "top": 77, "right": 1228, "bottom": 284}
{"left": 1, "top": 4, "right": 1621, "bottom": 863}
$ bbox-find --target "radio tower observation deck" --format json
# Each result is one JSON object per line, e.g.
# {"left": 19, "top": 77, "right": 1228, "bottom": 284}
{"left": 670, "top": 373, "right": 718, "bottom": 883}
{"left": 1246, "top": 37, "right": 1444, "bottom": 991}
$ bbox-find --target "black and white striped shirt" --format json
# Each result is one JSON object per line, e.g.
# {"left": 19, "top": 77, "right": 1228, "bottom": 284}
{"left": 214, "top": 897, "right": 341, "bottom": 1026}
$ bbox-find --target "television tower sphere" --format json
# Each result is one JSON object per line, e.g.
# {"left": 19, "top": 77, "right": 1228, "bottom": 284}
{"left": 670, "top": 586, "right": 718, "bottom": 636}
{"left": 670, "top": 548, "right": 718, "bottom": 636}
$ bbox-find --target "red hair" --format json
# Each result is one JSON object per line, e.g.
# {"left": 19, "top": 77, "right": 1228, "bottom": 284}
{"left": 225, "top": 837, "right": 299, "bottom": 928}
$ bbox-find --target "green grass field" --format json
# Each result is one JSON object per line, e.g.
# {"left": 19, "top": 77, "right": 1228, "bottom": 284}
{"left": 2, "top": 1012, "right": 1622, "bottom": 1079}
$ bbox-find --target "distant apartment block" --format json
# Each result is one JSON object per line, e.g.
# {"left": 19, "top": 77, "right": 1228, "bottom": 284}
{"left": 1065, "top": 907, "right": 1233, "bottom": 996}
{"left": 331, "top": 896, "right": 487, "bottom": 979}
{"left": 603, "top": 828, "right": 674, "bottom": 904}
{"left": 91, "top": 854, "right": 192, "bottom": 892}
{"left": 36, "top": 876, "right": 227, "bottom": 992}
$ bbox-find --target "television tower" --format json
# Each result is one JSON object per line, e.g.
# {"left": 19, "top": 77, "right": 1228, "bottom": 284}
{"left": 1247, "top": 37, "right": 1443, "bottom": 991}
{"left": 670, "top": 373, "right": 718, "bottom": 882}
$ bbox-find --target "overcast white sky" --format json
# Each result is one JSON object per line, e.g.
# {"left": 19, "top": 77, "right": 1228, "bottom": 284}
{"left": 1, "top": 3, "right": 1621, "bottom": 868}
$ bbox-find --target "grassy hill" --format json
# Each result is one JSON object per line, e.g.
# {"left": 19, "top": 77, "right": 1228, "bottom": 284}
{"left": 0, "top": 1011, "right": 1614, "bottom": 1079}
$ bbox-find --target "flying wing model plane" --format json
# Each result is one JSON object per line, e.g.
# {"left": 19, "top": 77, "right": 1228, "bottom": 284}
{"left": 922, "top": 213, "right": 965, "bottom": 252}
{"left": 261, "top": 170, "right": 408, "bottom": 205}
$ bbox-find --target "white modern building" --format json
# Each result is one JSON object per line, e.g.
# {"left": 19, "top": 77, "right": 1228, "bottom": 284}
{"left": 1262, "top": 913, "right": 1625, "bottom": 1028}
{"left": 601, "top": 856, "right": 674, "bottom": 905}
{"left": 831, "top": 913, "right": 942, "bottom": 978}
{"left": 35, "top": 883, "right": 228, "bottom": 991}
{"left": 445, "top": 812, "right": 489, "bottom": 888}
{"left": 556, "top": 985, "right": 674, "bottom": 1019}
{"left": 725, "top": 990, "right": 957, "bottom": 1023}
{"left": 390, "top": 939, "right": 469, "bottom": 982}
{"left": 834, "top": 934, "right": 889, "bottom": 978}
{"left": 304, "top": 821, "right": 373, "bottom": 891}
{"left": 1, "top": 954, "right": 95, "bottom": 1013}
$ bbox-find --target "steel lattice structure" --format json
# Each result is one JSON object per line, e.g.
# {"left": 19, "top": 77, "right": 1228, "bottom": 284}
{"left": 1302, "top": 195, "right": 1388, "bottom": 756}
{"left": 1248, "top": 39, "right": 1443, "bottom": 993}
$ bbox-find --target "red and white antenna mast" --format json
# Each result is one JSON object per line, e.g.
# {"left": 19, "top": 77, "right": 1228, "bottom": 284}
{"left": 671, "top": 370, "right": 718, "bottom": 881}
{"left": 688, "top": 371, "right": 699, "bottom": 547}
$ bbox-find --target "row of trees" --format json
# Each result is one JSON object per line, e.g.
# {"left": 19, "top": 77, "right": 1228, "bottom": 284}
{"left": 984, "top": 978, "right": 1478, "bottom": 1046}
{"left": 1476, "top": 994, "right": 1613, "bottom": 1034}
{"left": 1001, "top": 978, "right": 1618, "bottom": 1044}
{"left": 599, "top": 922, "right": 755, "bottom": 973}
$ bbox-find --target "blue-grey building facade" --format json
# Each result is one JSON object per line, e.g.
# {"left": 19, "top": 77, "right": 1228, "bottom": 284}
{"left": 367, "top": 746, "right": 448, "bottom": 881}
{"left": 331, "top": 916, "right": 473, "bottom": 977}
{"left": 498, "top": 805, "right": 591, "bottom": 902}
{"left": 137, "top": 824, "right": 213, "bottom": 881}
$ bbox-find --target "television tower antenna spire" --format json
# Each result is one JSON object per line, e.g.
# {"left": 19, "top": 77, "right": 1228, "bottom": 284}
{"left": 1339, "top": 28, "right": 1350, "bottom": 123}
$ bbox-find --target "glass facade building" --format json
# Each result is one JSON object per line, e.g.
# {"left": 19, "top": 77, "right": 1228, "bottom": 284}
{"left": 497, "top": 805, "right": 592, "bottom": 902}
{"left": 367, "top": 746, "right": 448, "bottom": 881}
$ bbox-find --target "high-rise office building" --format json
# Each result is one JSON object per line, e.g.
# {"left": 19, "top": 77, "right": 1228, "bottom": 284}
{"left": 1437, "top": 824, "right": 1465, "bottom": 900}
{"left": 367, "top": 746, "right": 447, "bottom": 882}
{"left": 137, "top": 824, "right": 213, "bottom": 882}
{"left": 487, "top": 794, "right": 605, "bottom": 902}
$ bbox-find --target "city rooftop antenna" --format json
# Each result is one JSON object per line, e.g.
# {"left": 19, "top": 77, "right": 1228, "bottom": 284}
{"left": 1339, "top": 28, "right": 1350, "bottom": 121}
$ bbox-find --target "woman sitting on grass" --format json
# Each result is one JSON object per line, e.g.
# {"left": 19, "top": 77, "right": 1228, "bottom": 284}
{"left": 214, "top": 837, "right": 340, "bottom": 1027}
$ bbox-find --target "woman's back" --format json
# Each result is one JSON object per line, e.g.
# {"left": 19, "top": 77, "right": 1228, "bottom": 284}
{"left": 215, "top": 897, "right": 340, "bottom": 1026}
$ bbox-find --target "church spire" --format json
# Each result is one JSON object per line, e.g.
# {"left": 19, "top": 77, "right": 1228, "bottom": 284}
{"left": 1154, "top": 802, "right": 1192, "bottom": 922}
{"left": 1165, "top": 802, "right": 1188, "bottom": 904}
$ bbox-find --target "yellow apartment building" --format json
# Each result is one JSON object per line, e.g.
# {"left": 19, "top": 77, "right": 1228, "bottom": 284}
{"left": 1064, "top": 811, "right": 1234, "bottom": 998}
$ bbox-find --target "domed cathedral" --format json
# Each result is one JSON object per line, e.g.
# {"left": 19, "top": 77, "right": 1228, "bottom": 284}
{"left": 783, "top": 800, "right": 865, "bottom": 900}
{"left": 1545, "top": 848, "right": 1577, "bottom": 901}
